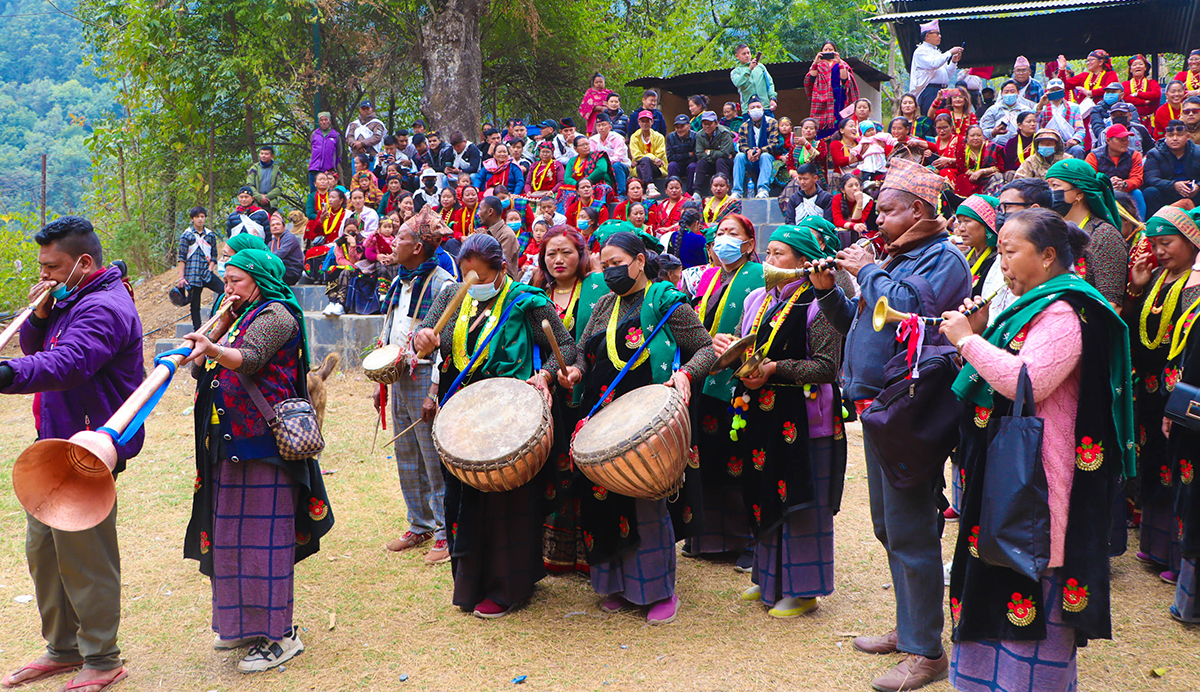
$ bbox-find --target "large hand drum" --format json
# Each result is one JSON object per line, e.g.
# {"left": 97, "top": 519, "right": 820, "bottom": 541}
{"left": 432, "top": 378, "right": 553, "bottom": 492}
{"left": 571, "top": 384, "right": 691, "bottom": 500}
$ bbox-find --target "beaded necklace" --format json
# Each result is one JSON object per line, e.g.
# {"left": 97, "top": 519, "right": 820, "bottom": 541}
{"left": 1140, "top": 270, "right": 1188, "bottom": 349}
{"left": 532, "top": 160, "right": 556, "bottom": 191}
{"left": 451, "top": 277, "right": 513, "bottom": 374}
{"left": 696, "top": 262, "right": 750, "bottom": 336}
{"left": 551, "top": 280, "right": 581, "bottom": 331}
{"left": 748, "top": 284, "right": 810, "bottom": 358}
{"left": 1168, "top": 287, "right": 1200, "bottom": 360}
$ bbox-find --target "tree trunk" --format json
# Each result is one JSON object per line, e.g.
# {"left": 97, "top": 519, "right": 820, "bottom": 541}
{"left": 418, "top": 0, "right": 483, "bottom": 142}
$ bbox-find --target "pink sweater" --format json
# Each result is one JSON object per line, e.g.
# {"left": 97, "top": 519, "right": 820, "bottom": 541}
{"left": 960, "top": 300, "right": 1081, "bottom": 568}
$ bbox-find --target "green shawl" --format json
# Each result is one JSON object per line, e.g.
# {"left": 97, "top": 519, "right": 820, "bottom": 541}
{"left": 226, "top": 249, "right": 310, "bottom": 359}
{"left": 951, "top": 272, "right": 1134, "bottom": 477}
{"left": 700, "top": 260, "right": 765, "bottom": 400}
{"left": 571, "top": 272, "right": 611, "bottom": 404}
{"left": 640, "top": 280, "right": 688, "bottom": 385}
{"left": 1045, "top": 159, "right": 1121, "bottom": 229}
{"left": 478, "top": 280, "right": 553, "bottom": 380}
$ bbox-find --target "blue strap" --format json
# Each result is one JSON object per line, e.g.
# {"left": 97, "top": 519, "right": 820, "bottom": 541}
{"left": 533, "top": 343, "right": 542, "bottom": 373}
{"left": 439, "top": 294, "right": 533, "bottom": 406}
{"left": 587, "top": 301, "right": 683, "bottom": 419}
{"left": 112, "top": 346, "right": 192, "bottom": 446}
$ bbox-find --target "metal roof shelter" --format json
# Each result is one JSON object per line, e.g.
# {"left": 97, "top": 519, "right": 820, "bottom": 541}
{"left": 870, "top": 0, "right": 1200, "bottom": 69}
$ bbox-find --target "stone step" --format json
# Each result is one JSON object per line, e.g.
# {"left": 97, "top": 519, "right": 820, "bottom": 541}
{"left": 161, "top": 311, "right": 384, "bottom": 369}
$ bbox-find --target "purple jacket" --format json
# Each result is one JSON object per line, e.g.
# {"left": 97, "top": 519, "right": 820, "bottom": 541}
{"left": 309, "top": 128, "right": 342, "bottom": 173}
{"left": 2, "top": 266, "right": 145, "bottom": 475}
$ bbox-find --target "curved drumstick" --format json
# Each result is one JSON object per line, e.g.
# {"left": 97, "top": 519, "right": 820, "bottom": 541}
{"left": 416, "top": 270, "right": 480, "bottom": 359}
{"left": 541, "top": 319, "right": 570, "bottom": 381}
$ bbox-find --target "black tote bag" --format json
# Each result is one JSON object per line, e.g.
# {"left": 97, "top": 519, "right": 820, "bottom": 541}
{"left": 977, "top": 365, "right": 1051, "bottom": 582}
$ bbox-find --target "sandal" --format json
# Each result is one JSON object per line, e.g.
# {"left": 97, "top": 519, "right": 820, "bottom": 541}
{"left": 61, "top": 668, "right": 127, "bottom": 692}
{"left": 2, "top": 660, "right": 83, "bottom": 688}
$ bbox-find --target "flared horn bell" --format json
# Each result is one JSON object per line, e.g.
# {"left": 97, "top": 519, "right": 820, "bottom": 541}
{"left": 872, "top": 296, "right": 914, "bottom": 332}
{"left": 762, "top": 263, "right": 808, "bottom": 292}
{"left": 12, "top": 430, "right": 118, "bottom": 532}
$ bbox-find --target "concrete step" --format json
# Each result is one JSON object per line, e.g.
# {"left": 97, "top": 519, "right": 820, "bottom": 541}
{"left": 161, "top": 311, "right": 384, "bottom": 369}
{"left": 292, "top": 284, "right": 327, "bottom": 312}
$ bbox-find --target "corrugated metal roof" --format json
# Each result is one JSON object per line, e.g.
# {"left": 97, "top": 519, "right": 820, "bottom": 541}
{"left": 868, "top": 0, "right": 1136, "bottom": 21}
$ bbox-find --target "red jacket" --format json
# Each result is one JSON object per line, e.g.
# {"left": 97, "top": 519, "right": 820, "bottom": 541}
{"left": 1154, "top": 102, "right": 1183, "bottom": 140}
{"left": 831, "top": 194, "right": 873, "bottom": 229}
{"left": 1060, "top": 69, "right": 1117, "bottom": 100}
{"left": 1123, "top": 78, "right": 1161, "bottom": 123}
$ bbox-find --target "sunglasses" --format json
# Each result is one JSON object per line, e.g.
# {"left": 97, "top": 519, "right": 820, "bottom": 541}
{"left": 1166, "top": 126, "right": 1189, "bottom": 133}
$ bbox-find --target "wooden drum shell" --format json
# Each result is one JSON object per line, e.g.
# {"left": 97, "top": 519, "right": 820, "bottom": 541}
{"left": 432, "top": 378, "right": 553, "bottom": 493}
{"left": 571, "top": 385, "right": 691, "bottom": 500}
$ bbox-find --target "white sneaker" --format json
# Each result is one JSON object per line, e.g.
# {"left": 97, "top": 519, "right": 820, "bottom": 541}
{"left": 236, "top": 626, "right": 304, "bottom": 673}
{"left": 329, "top": 303, "right": 344, "bottom": 316}
{"left": 943, "top": 561, "right": 952, "bottom": 587}
{"left": 756, "top": 189, "right": 771, "bottom": 199}
{"left": 322, "top": 303, "right": 335, "bottom": 316}
{"left": 214, "top": 634, "right": 258, "bottom": 650}
{"left": 647, "top": 184, "right": 660, "bottom": 197}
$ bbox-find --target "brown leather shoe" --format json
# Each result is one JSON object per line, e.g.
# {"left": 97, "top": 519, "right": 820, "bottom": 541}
{"left": 385, "top": 530, "right": 433, "bottom": 552}
{"left": 869, "top": 653, "right": 949, "bottom": 692}
{"left": 853, "top": 629, "right": 899, "bottom": 654}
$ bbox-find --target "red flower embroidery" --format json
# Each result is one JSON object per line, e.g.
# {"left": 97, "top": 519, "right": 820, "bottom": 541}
{"left": 782, "top": 421, "right": 797, "bottom": 444}
{"left": 557, "top": 453, "right": 572, "bottom": 471}
{"left": 1062, "top": 579, "right": 1089, "bottom": 613}
{"left": 308, "top": 497, "right": 329, "bottom": 521}
{"left": 682, "top": 506, "right": 693, "bottom": 523}
{"left": 1145, "top": 375, "right": 1159, "bottom": 393}
{"left": 950, "top": 597, "right": 962, "bottom": 622}
{"left": 727, "top": 456, "right": 744, "bottom": 477}
{"left": 758, "top": 389, "right": 776, "bottom": 411}
{"left": 1074, "top": 256, "right": 1088, "bottom": 278}
{"left": 701, "top": 415, "right": 718, "bottom": 435}
{"left": 194, "top": 474, "right": 202, "bottom": 492}
{"left": 625, "top": 327, "right": 644, "bottom": 349}
{"left": 545, "top": 480, "right": 556, "bottom": 500}
{"left": 200, "top": 531, "right": 211, "bottom": 554}
{"left": 1182, "top": 459, "right": 1194, "bottom": 485}
{"left": 593, "top": 485, "right": 609, "bottom": 501}
{"left": 618, "top": 516, "right": 630, "bottom": 538}
{"left": 973, "top": 406, "right": 991, "bottom": 428}
{"left": 777, "top": 480, "right": 787, "bottom": 501}
{"left": 1160, "top": 465, "right": 1173, "bottom": 487}
{"left": 295, "top": 531, "right": 311, "bottom": 546}
{"left": 752, "top": 504, "right": 762, "bottom": 523}
{"left": 583, "top": 531, "right": 594, "bottom": 550}
{"left": 1007, "top": 592, "right": 1036, "bottom": 626}
{"left": 1165, "top": 367, "right": 1181, "bottom": 392}
{"left": 752, "top": 449, "right": 766, "bottom": 471}
{"left": 968, "top": 525, "right": 980, "bottom": 558}
{"left": 451, "top": 522, "right": 459, "bottom": 538}
{"left": 688, "top": 446, "right": 700, "bottom": 469}
{"left": 1075, "top": 437, "right": 1103, "bottom": 471}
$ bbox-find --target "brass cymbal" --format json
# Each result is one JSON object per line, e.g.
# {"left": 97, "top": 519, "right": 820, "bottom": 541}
{"left": 709, "top": 332, "right": 757, "bottom": 374}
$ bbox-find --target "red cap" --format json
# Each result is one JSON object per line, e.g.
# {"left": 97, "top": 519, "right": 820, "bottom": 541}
{"left": 637, "top": 110, "right": 654, "bottom": 121}
{"left": 1105, "top": 124, "right": 1130, "bottom": 139}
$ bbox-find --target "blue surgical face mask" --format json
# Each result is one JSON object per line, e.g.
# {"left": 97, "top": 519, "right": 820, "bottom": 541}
{"left": 578, "top": 219, "right": 590, "bottom": 231}
{"left": 1103, "top": 93, "right": 1119, "bottom": 105}
{"left": 216, "top": 260, "right": 227, "bottom": 278}
{"left": 507, "top": 221, "right": 522, "bottom": 232}
{"left": 1037, "top": 145, "right": 1057, "bottom": 158}
{"left": 713, "top": 235, "right": 746, "bottom": 264}
{"left": 468, "top": 278, "right": 503, "bottom": 302}
{"left": 50, "top": 256, "right": 85, "bottom": 300}
{"left": 1002, "top": 93, "right": 1018, "bottom": 106}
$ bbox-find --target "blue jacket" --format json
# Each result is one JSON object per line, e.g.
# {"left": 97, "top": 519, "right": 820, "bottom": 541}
{"left": 816, "top": 228, "right": 970, "bottom": 401}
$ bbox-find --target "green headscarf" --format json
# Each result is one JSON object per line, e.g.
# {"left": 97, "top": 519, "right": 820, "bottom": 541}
{"left": 226, "top": 233, "right": 269, "bottom": 253}
{"left": 951, "top": 272, "right": 1134, "bottom": 477}
{"left": 770, "top": 223, "right": 833, "bottom": 261}
{"left": 1144, "top": 205, "right": 1200, "bottom": 247}
{"left": 1045, "top": 159, "right": 1121, "bottom": 229}
{"left": 593, "top": 219, "right": 663, "bottom": 253}
{"left": 703, "top": 225, "right": 718, "bottom": 245}
{"left": 799, "top": 216, "right": 842, "bottom": 255}
{"left": 226, "top": 249, "right": 309, "bottom": 361}
{"left": 956, "top": 194, "right": 1000, "bottom": 247}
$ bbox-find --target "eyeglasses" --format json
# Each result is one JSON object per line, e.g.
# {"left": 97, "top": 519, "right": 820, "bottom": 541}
{"left": 998, "top": 202, "right": 1032, "bottom": 213}
{"left": 1184, "top": 109, "right": 1200, "bottom": 115}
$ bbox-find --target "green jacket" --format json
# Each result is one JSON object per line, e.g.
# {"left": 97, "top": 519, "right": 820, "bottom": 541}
{"left": 694, "top": 125, "right": 737, "bottom": 162}
{"left": 730, "top": 62, "right": 777, "bottom": 105}
{"left": 246, "top": 163, "right": 282, "bottom": 205}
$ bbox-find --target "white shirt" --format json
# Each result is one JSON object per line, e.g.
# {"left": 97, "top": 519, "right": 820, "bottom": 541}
{"left": 386, "top": 271, "right": 447, "bottom": 376}
{"left": 793, "top": 193, "right": 824, "bottom": 224}
{"left": 352, "top": 206, "right": 379, "bottom": 235}
{"left": 982, "top": 259, "right": 1015, "bottom": 326}
{"left": 908, "top": 41, "right": 957, "bottom": 95}
{"left": 590, "top": 132, "right": 630, "bottom": 165}
{"left": 553, "top": 134, "right": 576, "bottom": 164}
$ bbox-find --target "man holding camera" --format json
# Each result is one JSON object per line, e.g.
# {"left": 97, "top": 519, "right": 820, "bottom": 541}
{"left": 909, "top": 20, "right": 963, "bottom": 115}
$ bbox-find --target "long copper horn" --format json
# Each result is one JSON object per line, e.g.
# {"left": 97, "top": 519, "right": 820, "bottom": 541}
{"left": 0, "top": 286, "right": 52, "bottom": 352}
{"left": 12, "top": 299, "right": 234, "bottom": 531}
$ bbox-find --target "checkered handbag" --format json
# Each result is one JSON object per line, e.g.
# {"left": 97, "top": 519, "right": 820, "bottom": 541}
{"left": 238, "top": 373, "right": 326, "bottom": 461}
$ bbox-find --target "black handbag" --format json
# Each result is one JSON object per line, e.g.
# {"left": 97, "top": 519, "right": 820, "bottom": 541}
{"left": 977, "top": 365, "right": 1051, "bottom": 582}
{"left": 1165, "top": 382, "right": 1200, "bottom": 433}
{"left": 860, "top": 344, "right": 962, "bottom": 489}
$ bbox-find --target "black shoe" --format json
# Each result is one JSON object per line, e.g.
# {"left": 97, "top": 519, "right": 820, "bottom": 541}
{"left": 734, "top": 549, "right": 754, "bottom": 573}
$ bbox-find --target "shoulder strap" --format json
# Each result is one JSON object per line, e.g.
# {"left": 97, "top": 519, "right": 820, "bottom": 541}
{"left": 237, "top": 372, "right": 279, "bottom": 428}
{"left": 586, "top": 300, "right": 683, "bottom": 418}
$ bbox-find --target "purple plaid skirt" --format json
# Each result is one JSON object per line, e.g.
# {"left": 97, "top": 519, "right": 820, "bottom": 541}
{"left": 591, "top": 499, "right": 676, "bottom": 605}
{"left": 692, "top": 485, "right": 751, "bottom": 555}
{"left": 1140, "top": 496, "right": 1180, "bottom": 571}
{"left": 752, "top": 437, "right": 835, "bottom": 603}
{"left": 950, "top": 570, "right": 1078, "bottom": 692}
{"left": 211, "top": 459, "right": 298, "bottom": 640}
{"left": 1174, "top": 558, "right": 1199, "bottom": 623}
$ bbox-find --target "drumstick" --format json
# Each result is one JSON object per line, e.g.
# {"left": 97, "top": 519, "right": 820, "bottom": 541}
{"left": 540, "top": 319, "right": 570, "bottom": 380}
{"left": 416, "top": 271, "right": 480, "bottom": 359}
{"left": 383, "top": 418, "right": 423, "bottom": 446}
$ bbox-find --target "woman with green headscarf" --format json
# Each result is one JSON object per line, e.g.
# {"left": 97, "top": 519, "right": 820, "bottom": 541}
{"left": 714, "top": 217, "right": 847, "bottom": 618}
{"left": 955, "top": 194, "right": 1000, "bottom": 296}
{"left": 1123, "top": 205, "right": 1200, "bottom": 585}
{"left": 938, "top": 208, "right": 1132, "bottom": 691}
{"left": 180, "top": 248, "right": 332, "bottom": 673}
{"left": 1045, "top": 158, "right": 1130, "bottom": 305}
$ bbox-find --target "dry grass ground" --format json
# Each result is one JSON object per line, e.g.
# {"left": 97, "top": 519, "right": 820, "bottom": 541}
{"left": 0, "top": 369, "right": 1197, "bottom": 691}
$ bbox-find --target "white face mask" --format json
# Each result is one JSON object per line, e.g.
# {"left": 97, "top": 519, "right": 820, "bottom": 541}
{"left": 468, "top": 278, "right": 502, "bottom": 302}
{"left": 749, "top": 107, "right": 765, "bottom": 121}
